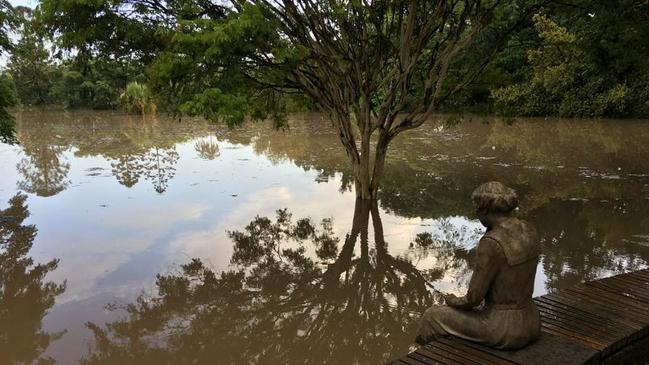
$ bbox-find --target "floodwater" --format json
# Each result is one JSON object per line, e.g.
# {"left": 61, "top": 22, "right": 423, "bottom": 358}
{"left": 1, "top": 110, "right": 648, "bottom": 364}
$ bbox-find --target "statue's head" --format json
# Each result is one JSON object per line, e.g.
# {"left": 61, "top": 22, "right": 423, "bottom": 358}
{"left": 471, "top": 181, "right": 518, "bottom": 228}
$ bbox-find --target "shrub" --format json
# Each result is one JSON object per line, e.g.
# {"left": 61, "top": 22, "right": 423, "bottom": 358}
{"left": 119, "top": 82, "right": 157, "bottom": 115}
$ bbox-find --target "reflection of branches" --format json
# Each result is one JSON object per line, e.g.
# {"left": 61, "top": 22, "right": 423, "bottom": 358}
{"left": 0, "top": 194, "right": 66, "bottom": 365}
{"left": 81, "top": 200, "right": 445, "bottom": 364}
{"left": 143, "top": 147, "right": 179, "bottom": 194}
{"left": 16, "top": 155, "right": 70, "bottom": 197}
{"left": 194, "top": 136, "right": 220, "bottom": 160}
{"left": 110, "top": 146, "right": 179, "bottom": 193}
{"left": 532, "top": 200, "right": 649, "bottom": 291}
{"left": 110, "top": 154, "right": 144, "bottom": 188}
{"left": 16, "top": 125, "right": 70, "bottom": 197}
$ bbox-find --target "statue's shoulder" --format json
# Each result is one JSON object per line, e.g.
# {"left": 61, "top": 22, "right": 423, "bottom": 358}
{"left": 484, "top": 217, "right": 539, "bottom": 266}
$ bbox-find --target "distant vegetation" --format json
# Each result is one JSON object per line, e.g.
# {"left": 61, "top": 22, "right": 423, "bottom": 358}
{"left": 0, "top": 1, "right": 646, "bottom": 120}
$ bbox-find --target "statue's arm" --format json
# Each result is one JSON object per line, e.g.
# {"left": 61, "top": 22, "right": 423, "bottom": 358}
{"left": 446, "top": 237, "right": 504, "bottom": 309}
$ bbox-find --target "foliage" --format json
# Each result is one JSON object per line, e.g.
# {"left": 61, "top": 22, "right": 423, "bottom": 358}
{"left": 492, "top": 1, "right": 649, "bottom": 118}
{"left": 7, "top": 7, "right": 54, "bottom": 106}
{"left": 0, "top": 0, "right": 17, "bottom": 143}
{"left": 119, "top": 81, "right": 157, "bottom": 115}
{"left": 0, "top": 73, "right": 19, "bottom": 144}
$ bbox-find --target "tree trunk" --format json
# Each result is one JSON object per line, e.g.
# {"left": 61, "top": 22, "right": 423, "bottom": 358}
{"left": 352, "top": 132, "right": 390, "bottom": 200}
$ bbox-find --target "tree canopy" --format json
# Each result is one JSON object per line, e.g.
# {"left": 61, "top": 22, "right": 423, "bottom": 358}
{"left": 0, "top": 0, "right": 19, "bottom": 144}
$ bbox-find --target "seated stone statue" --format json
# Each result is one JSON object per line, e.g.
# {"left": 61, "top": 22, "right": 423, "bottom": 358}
{"left": 416, "top": 181, "right": 541, "bottom": 350}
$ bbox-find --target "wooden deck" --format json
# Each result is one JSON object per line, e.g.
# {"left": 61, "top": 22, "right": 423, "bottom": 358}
{"left": 390, "top": 269, "right": 649, "bottom": 365}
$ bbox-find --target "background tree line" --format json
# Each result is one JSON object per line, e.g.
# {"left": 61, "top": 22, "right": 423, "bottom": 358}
{"left": 0, "top": 0, "right": 644, "bottom": 118}
{"left": 3, "top": 6, "right": 145, "bottom": 110}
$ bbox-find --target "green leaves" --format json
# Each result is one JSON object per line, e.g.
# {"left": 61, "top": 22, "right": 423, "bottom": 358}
{"left": 491, "top": 2, "right": 649, "bottom": 118}
{"left": 0, "top": 74, "right": 18, "bottom": 144}
{"left": 0, "top": 0, "right": 17, "bottom": 144}
{"left": 119, "top": 81, "right": 157, "bottom": 115}
{"left": 179, "top": 88, "right": 248, "bottom": 126}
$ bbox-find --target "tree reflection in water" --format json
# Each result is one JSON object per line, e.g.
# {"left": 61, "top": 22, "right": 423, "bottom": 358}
{"left": 0, "top": 194, "right": 66, "bottom": 365}
{"left": 16, "top": 122, "right": 71, "bottom": 197}
{"left": 104, "top": 120, "right": 181, "bottom": 194}
{"left": 80, "top": 201, "right": 476, "bottom": 365}
{"left": 194, "top": 136, "right": 220, "bottom": 160}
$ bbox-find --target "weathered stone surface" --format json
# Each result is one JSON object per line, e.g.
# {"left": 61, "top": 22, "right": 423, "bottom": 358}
{"left": 417, "top": 182, "right": 542, "bottom": 350}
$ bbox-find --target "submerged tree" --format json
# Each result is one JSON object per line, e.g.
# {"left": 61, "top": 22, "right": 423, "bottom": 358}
{"left": 0, "top": 194, "right": 67, "bottom": 365}
{"left": 41, "top": 0, "right": 545, "bottom": 199}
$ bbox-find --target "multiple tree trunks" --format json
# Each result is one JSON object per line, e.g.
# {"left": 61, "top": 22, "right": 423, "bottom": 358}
{"left": 389, "top": 269, "right": 649, "bottom": 365}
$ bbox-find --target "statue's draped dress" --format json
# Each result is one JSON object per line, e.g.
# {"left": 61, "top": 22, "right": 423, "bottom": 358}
{"left": 418, "top": 217, "right": 541, "bottom": 350}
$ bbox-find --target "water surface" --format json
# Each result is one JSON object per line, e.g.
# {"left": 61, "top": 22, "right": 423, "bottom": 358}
{"left": 1, "top": 110, "right": 648, "bottom": 364}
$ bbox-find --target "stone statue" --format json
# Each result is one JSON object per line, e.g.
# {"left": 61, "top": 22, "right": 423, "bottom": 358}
{"left": 416, "top": 181, "right": 541, "bottom": 350}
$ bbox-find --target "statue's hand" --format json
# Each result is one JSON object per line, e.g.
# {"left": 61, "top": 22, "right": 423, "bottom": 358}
{"left": 444, "top": 293, "right": 467, "bottom": 308}
{"left": 444, "top": 293, "right": 459, "bottom": 305}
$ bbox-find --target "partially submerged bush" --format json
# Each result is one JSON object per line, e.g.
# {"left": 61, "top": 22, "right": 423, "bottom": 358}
{"left": 119, "top": 82, "right": 157, "bottom": 115}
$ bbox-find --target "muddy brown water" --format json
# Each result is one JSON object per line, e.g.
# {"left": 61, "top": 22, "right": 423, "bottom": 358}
{"left": 1, "top": 110, "right": 648, "bottom": 364}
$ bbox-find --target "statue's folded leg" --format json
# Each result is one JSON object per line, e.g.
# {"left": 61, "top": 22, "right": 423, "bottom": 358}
{"left": 416, "top": 305, "right": 489, "bottom": 345}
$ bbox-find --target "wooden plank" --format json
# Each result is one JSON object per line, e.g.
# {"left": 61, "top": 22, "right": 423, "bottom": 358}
{"left": 617, "top": 274, "right": 649, "bottom": 286}
{"left": 536, "top": 305, "right": 624, "bottom": 341}
{"left": 426, "top": 341, "right": 491, "bottom": 365}
{"left": 415, "top": 346, "right": 465, "bottom": 365}
{"left": 609, "top": 271, "right": 649, "bottom": 283}
{"left": 534, "top": 297, "right": 640, "bottom": 341}
{"left": 628, "top": 271, "right": 649, "bottom": 283}
{"left": 540, "top": 321, "right": 606, "bottom": 350}
{"left": 588, "top": 280, "right": 649, "bottom": 304}
{"left": 541, "top": 293, "right": 649, "bottom": 330}
{"left": 566, "top": 285, "right": 649, "bottom": 315}
{"left": 409, "top": 350, "right": 452, "bottom": 365}
{"left": 538, "top": 315, "right": 613, "bottom": 348}
{"left": 597, "top": 276, "right": 649, "bottom": 302}
{"left": 570, "top": 284, "right": 649, "bottom": 315}
{"left": 630, "top": 270, "right": 649, "bottom": 279}
{"left": 560, "top": 292, "right": 649, "bottom": 327}
{"left": 536, "top": 295, "right": 632, "bottom": 326}
{"left": 401, "top": 355, "right": 431, "bottom": 365}
{"left": 537, "top": 307, "right": 618, "bottom": 341}
{"left": 535, "top": 299, "right": 612, "bottom": 327}
{"left": 419, "top": 343, "right": 482, "bottom": 365}
{"left": 436, "top": 338, "right": 517, "bottom": 365}
{"left": 557, "top": 290, "right": 649, "bottom": 340}
{"left": 455, "top": 332, "right": 600, "bottom": 365}
{"left": 534, "top": 297, "right": 628, "bottom": 330}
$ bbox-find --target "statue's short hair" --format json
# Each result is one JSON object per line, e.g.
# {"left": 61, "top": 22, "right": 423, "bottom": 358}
{"left": 471, "top": 181, "right": 518, "bottom": 214}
